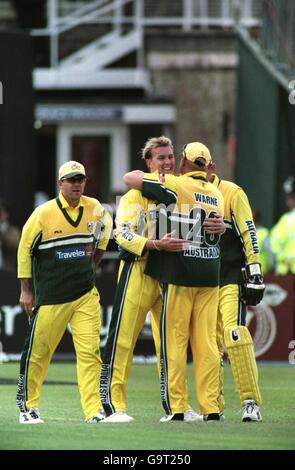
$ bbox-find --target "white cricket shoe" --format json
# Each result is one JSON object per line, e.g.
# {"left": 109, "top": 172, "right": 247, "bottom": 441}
{"left": 184, "top": 409, "right": 204, "bottom": 422}
{"left": 86, "top": 411, "right": 105, "bottom": 423}
{"left": 160, "top": 413, "right": 184, "bottom": 422}
{"left": 219, "top": 412, "right": 225, "bottom": 422}
{"left": 242, "top": 400, "right": 262, "bottom": 422}
{"left": 19, "top": 408, "right": 44, "bottom": 424}
{"left": 160, "top": 412, "right": 201, "bottom": 422}
{"left": 160, "top": 411, "right": 221, "bottom": 423}
{"left": 100, "top": 411, "right": 134, "bottom": 423}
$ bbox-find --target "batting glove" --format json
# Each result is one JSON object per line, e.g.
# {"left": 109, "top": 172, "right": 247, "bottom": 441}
{"left": 240, "top": 263, "right": 265, "bottom": 306}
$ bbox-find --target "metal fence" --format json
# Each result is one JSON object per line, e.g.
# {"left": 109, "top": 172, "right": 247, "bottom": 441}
{"left": 259, "top": 0, "right": 295, "bottom": 79}
{"left": 54, "top": 0, "right": 262, "bottom": 25}
{"left": 31, "top": 0, "right": 263, "bottom": 69}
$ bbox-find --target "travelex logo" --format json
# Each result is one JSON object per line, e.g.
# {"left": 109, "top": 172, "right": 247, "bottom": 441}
{"left": 55, "top": 244, "right": 92, "bottom": 260}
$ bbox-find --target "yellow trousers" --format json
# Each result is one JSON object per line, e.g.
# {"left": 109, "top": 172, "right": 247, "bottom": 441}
{"left": 16, "top": 287, "right": 102, "bottom": 420}
{"left": 100, "top": 259, "right": 163, "bottom": 415}
{"left": 161, "top": 284, "right": 220, "bottom": 415}
{"left": 216, "top": 284, "right": 245, "bottom": 358}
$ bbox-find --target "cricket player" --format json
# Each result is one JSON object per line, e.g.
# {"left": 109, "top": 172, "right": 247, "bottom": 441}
{"left": 16, "top": 161, "right": 112, "bottom": 424}
{"left": 270, "top": 176, "right": 295, "bottom": 274}
{"left": 100, "top": 136, "right": 200, "bottom": 423}
{"left": 124, "top": 142, "right": 224, "bottom": 421}
{"left": 208, "top": 164, "right": 265, "bottom": 422}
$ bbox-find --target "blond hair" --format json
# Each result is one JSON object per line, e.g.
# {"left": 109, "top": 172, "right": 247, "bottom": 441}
{"left": 142, "top": 136, "right": 173, "bottom": 160}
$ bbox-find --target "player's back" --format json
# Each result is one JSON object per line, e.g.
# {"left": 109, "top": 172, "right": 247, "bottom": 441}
{"left": 144, "top": 172, "right": 224, "bottom": 287}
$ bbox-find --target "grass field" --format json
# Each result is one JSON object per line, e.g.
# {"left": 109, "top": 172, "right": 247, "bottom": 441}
{"left": 0, "top": 362, "right": 294, "bottom": 451}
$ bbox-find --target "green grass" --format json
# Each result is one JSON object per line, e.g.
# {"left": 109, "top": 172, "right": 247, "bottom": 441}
{"left": 0, "top": 362, "right": 294, "bottom": 450}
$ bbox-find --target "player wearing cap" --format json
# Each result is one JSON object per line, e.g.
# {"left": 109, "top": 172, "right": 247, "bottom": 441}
{"left": 100, "top": 136, "right": 199, "bottom": 424}
{"left": 207, "top": 164, "right": 265, "bottom": 422}
{"left": 124, "top": 143, "right": 224, "bottom": 421}
{"left": 16, "top": 161, "right": 112, "bottom": 424}
{"left": 270, "top": 176, "right": 295, "bottom": 274}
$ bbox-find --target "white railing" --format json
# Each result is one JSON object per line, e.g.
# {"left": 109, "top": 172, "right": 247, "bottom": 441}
{"left": 31, "top": 0, "right": 262, "bottom": 69}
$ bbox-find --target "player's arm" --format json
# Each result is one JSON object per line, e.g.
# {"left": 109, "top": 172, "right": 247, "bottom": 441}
{"left": 95, "top": 205, "right": 113, "bottom": 252}
{"left": 123, "top": 170, "right": 144, "bottom": 190}
{"left": 114, "top": 192, "right": 149, "bottom": 257}
{"left": 93, "top": 205, "right": 113, "bottom": 267}
{"left": 145, "top": 231, "right": 187, "bottom": 252}
{"left": 19, "top": 278, "right": 35, "bottom": 316}
{"left": 231, "top": 189, "right": 265, "bottom": 305}
{"left": 84, "top": 204, "right": 112, "bottom": 267}
{"left": 203, "top": 214, "right": 225, "bottom": 234}
{"left": 203, "top": 181, "right": 225, "bottom": 234}
{"left": 142, "top": 173, "right": 177, "bottom": 206}
{"left": 231, "top": 189, "right": 260, "bottom": 264}
{"left": 18, "top": 209, "right": 42, "bottom": 316}
{"left": 124, "top": 171, "right": 177, "bottom": 206}
{"left": 115, "top": 192, "right": 185, "bottom": 256}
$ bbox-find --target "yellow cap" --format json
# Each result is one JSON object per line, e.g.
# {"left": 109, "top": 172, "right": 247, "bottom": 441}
{"left": 183, "top": 142, "right": 212, "bottom": 165}
{"left": 58, "top": 161, "right": 86, "bottom": 180}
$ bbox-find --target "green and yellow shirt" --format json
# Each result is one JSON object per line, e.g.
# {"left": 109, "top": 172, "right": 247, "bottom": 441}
{"left": 142, "top": 171, "right": 224, "bottom": 287}
{"left": 18, "top": 192, "right": 112, "bottom": 305}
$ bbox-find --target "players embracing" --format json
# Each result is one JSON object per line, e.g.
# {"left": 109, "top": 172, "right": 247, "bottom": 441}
{"left": 124, "top": 142, "right": 225, "bottom": 421}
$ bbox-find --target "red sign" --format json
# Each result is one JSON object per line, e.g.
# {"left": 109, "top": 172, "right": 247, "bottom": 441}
{"left": 247, "top": 275, "right": 294, "bottom": 361}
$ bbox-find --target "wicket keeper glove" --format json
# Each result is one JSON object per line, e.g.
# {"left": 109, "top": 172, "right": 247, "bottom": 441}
{"left": 240, "top": 263, "right": 265, "bottom": 306}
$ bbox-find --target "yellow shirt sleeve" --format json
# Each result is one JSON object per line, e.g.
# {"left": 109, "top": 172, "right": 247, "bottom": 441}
{"left": 17, "top": 208, "right": 42, "bottom": 279}
{"left": 216, "top": 187, "right": 224, "bottom": 219}
{"left": 96, "top": 204, "right": 113, "bottom": 251}
{"left": 231, "top": 189, "right": 260, "bottom": 265}
{"left": 114, "top": 190, "right": 148, "bottom": 257}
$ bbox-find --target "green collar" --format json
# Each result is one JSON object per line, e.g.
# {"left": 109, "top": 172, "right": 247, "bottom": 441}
{"left": 189, "top": 174, "right": 208, "bottom": 183}
{"left": 56, "top": 197, "right": 84, "bottom": 227}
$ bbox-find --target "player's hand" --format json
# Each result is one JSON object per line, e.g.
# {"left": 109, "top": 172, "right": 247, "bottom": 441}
{"left": 20, "top": 290, "right": 35, "bottom": 316}
{"left": 203, "top": 215, "right": 225, "bottom": 234}
{"left": 240, "top": 263, "right": 265, "bottom": 306}
{"left": 156, "top": 231, "right": 188, "bottom": 252}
